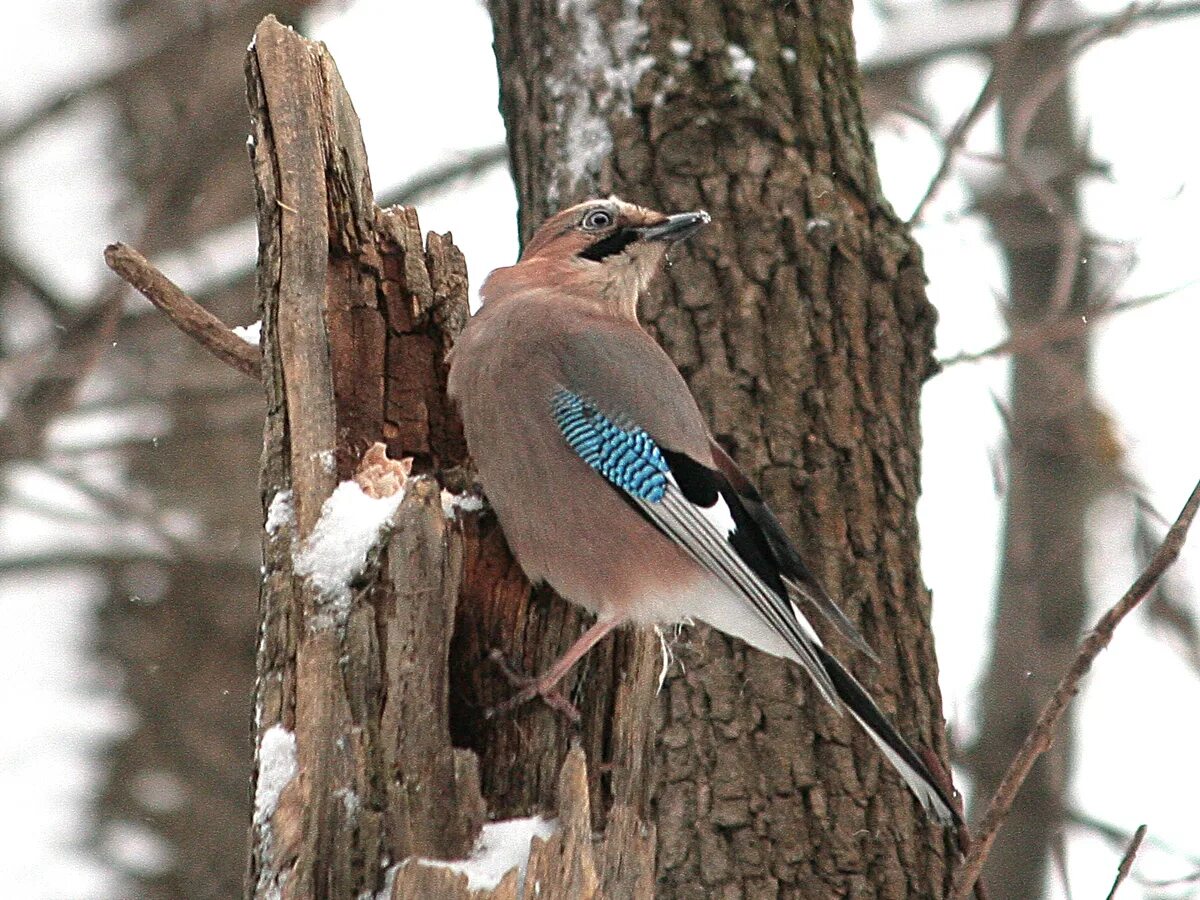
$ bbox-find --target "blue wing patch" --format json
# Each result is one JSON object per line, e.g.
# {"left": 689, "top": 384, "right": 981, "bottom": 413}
{"left": 552, "top": 389, "right": 669, "bottom": 502}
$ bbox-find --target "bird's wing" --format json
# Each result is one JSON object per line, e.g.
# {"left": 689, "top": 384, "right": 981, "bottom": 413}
{"left": 551, "top": 386, "right": 959, "bottom": 825}
{"left": 552, "top": 387, "right": 842, "bottom": 703}
{"left": 706, "top": 440, "right": 876, "bottom": 658}
{"left": 556, "top": 324, "right": 872, "bottom": 656}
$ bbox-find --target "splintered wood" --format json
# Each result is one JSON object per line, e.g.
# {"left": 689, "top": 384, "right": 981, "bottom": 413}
{"left": 244, "top": 15, "right": 655, "bottom": 899}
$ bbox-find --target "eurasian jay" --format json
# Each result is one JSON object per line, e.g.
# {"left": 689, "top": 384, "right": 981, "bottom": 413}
{"left": 447, "top": 197, "right": 958, "bottom": 825}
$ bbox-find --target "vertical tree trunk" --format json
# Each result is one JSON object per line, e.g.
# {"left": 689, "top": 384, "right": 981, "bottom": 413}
{"left": 488, "top": 1, "right": 956, "bottom": 895}
{"left": 965, "top": 35, "right": 1097, "bottom": 899}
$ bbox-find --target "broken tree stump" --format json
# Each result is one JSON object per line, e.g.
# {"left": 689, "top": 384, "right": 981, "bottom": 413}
{"left": 243, "top": 16, "right": 659, "bottom": 899}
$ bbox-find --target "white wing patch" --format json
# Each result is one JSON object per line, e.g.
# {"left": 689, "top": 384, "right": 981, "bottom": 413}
{"left": 666, "top": 472, "right": 736, "bottom": 536}
{"left": 702, "top": 494, "right": 737, "bottom": 537}
{"left": 639, "top": 485, "right": 839, "bottom": 704}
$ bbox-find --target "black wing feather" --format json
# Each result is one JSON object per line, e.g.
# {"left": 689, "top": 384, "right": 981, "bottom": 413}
{"left": 662, "top": 449, "right": 789, "bottom": 599}
{"left": 707, "top": 441, "right": 875, "bottom": 656}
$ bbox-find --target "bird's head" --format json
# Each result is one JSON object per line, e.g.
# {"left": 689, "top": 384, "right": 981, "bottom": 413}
{"left": 482, "top": 197, "right": 710, "bottom": 320}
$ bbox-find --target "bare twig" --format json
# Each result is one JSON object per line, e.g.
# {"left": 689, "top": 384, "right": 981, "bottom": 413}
{"left": 104, "top": 242, "right": 261, "bottom": 379}
{"left": 951, "top": 478, "right": 1200, "bottom": 899}
{"left": 0, "top": 293, "right": 122, "bottom": 460}
{"left": 1071, "top": 809, "right": 1200, "bottom": 868}
{"left": 152, "top": 149, "right": 509, "bottom": 306}
{"left": 0, "top": 549, "right": 166, "bottom": 573}
{"left": 0, "top": 245, "right": 75, "bottom": 320}
{"left": 912, "top": 747, "right": 991, "bottom": 898}
{"left": 33, "top": 462, "right": 200, "bottom": 558}
{"left": 907, "top": 0, "right": 1047, "bottom": 224}
{"left": 955, "top": 823, "right": 993, "bottom": 900}
{"left": 1051, "top": 829, "right": 1074, "bottom": 900}
{"left": 908, "top": 1, "right": 1151, "bottom": 228}
{"left": 1135, "top": 868, "right": 1200, "bottom": 889}
{"left": 1104, "top": 824, "right": 1146, "bottom": 900}
{"left": 0, "top": 0, "right": 268, "bottom": 154}
{"left": 1070, "top": 809, "right": 1200, "bottom": 890}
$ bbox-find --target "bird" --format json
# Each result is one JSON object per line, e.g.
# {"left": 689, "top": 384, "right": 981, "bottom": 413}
{"left": 447, "top": 196, "right": 959, "bottom": 826}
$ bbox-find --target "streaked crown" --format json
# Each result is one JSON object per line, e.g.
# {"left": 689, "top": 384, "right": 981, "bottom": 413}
{"left": 521, "top": 197, "right": 709, "bottom": 264}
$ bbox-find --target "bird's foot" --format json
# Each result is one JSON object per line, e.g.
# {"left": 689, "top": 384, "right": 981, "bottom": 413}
{"left": 485, "top": 649, "right": 581, "bottom": 724}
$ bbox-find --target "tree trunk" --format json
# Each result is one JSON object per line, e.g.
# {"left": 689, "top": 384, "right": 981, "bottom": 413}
{"left": 965, "top": 34, "right": 1098, "bottom": 899}
{"left": 488, "top": 1, "right": 956, "bottom": 895}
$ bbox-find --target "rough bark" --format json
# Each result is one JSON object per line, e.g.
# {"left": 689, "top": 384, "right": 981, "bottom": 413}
{"left": 487, "top": 0, "right": 956, "bottom": 896}
{"left": 245, "top": 18, "right": 656, "bottom": 897}
{"left": 964, "top": 35, "right": 1098, "bottom": 899}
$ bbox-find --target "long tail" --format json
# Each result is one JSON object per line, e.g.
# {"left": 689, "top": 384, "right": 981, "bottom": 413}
{"left": 812, "top": 644, "right": 960, "bottom": 826}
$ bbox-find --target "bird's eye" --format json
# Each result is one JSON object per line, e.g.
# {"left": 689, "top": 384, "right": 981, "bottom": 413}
{"left": 581, "top": 209, "right": 614, "bottom": 231}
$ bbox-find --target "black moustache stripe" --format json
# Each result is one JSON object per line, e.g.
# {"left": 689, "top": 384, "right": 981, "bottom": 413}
{"left": 579, "top": 228, "right": 639, "bottom": 261}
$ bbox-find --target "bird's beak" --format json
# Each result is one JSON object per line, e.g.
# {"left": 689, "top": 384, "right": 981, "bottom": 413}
{"left": 637, "top": 210, "right": 711, "bottom": 243}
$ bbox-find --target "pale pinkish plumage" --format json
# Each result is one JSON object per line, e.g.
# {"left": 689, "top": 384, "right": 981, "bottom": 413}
{"left": 448, "top": 197, "right": 958, "bottom": 825}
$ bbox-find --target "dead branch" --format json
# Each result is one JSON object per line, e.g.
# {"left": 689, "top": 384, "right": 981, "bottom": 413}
{"left": 104, "top": 242, "right": 261, "bottom": 379}
{"left": 951, "top": 477, "right": 1200, "bottom": 899}
{"left": 1104, "top": 823, "right": 1146, "bottom": 900}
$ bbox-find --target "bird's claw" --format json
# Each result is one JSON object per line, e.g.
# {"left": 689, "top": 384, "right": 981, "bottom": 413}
{"left": 486, "top": 648, "right": 581, "bottom": 724}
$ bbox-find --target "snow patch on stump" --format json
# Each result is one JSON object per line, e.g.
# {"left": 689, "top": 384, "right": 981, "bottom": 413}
{"left": 253, "top": 724, "right": 297, "bottom": 900}
{"left": 291, "top": 443, "right": 410, "bottom": 628}
{"left": 265, "top": 489, "right": 293, "bottom": 536}
{"left": 411, "top": 816, "right": 559, "bottom": 893}
{"left": 233, "top": 320, "right": 261, "bottom": 345}
{"left": 254, "top": 724, "right": 297, "bottom": 827}
{"left": 441, "top": 489, "right": 485, "bottom": 520}
{"left": 293, "top": 479, "right": 404, "bottom": 624}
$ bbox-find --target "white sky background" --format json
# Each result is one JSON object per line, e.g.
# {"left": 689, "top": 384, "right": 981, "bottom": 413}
{"left": 0, "top": 0, "right": 1197, "bottom": 897}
